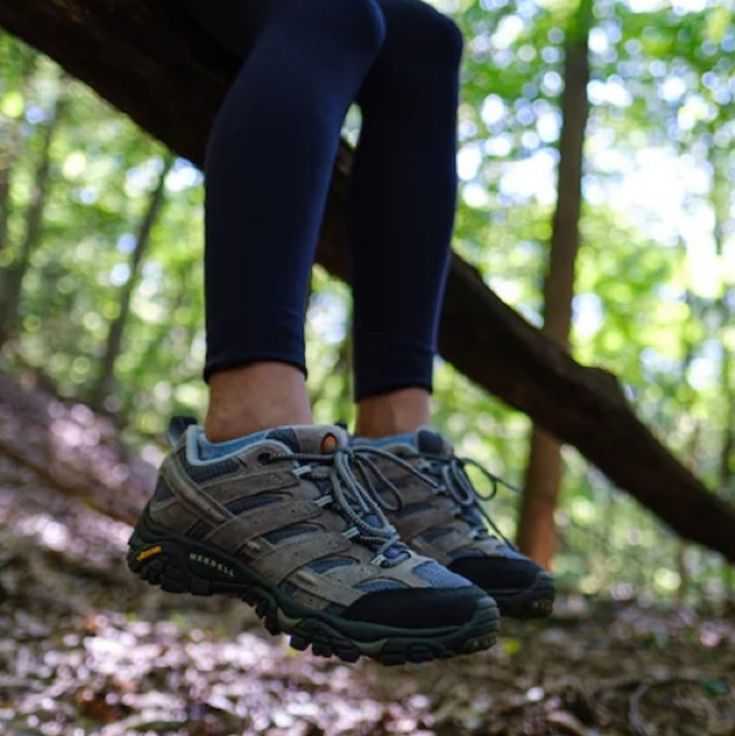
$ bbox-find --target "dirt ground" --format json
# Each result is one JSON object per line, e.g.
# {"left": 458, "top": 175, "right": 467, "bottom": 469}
{"left": 1, "top": 445, "right": 733, "bottom": 736}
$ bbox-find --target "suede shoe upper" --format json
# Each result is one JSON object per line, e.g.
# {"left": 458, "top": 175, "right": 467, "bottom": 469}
{"left": 350, "top": 428, "right": 549, "bottom": 596}
{"left": 146, "top": 421, "right": 485, "bottom": 627}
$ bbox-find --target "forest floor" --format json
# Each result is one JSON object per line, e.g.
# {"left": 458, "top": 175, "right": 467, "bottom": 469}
{"left": 0, "top": 373, "right": 733, "bottom": 736}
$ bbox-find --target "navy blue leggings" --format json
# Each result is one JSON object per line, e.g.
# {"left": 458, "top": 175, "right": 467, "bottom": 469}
{"left": 181, "top": 0, "right": 462, "bottom": 400}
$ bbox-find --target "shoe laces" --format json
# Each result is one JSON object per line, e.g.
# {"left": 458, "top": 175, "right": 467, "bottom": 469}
{"left": 415, "top": 452, "right": 522, "bottom": 550}
{"left": 264, "top": 445, "right": 439, "bottom": 567}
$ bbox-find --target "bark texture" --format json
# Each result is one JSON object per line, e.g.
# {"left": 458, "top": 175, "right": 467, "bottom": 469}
{"left": 1, "top": 0, "right": 735, "bottom": 563}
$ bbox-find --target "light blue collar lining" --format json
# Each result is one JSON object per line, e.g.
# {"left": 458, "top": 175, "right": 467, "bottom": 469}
{"left": 350, "top": 432, "right": 417, "bottom": 448}
{"left": 195, "top": 426, "right": 271, "bottom": 462}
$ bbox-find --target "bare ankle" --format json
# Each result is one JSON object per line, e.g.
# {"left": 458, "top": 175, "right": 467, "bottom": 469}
{"left": 355, "top": 387, "right": 431, "bottom": 438}
{"left": 204, "top": 362, "right": 313, "bottom": 442}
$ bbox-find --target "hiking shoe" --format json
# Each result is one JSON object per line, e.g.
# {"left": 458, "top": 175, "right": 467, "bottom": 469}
{"left": 127, "top": 418, "right": 500, "bottom": 664}
{"left": 351, "top": 429, "right": 555, "bottom": 619}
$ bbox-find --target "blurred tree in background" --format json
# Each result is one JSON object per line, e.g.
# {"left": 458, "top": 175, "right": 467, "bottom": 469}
{"left": 0, "top": 0, "right": 733, "bottom": 608}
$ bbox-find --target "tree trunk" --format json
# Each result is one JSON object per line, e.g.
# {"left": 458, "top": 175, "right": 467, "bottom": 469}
{"left": 709, "top": 142, "right": 734, "bottom": 494}
{"left": 2, "top": 0, "right": 735, "bottom": 564}
{"left": 713, "top": 190, "right": 733, "bottom": 592}
{"left": 719, "top": 343, "right": 734, "bottom": 492}
{"left": 89, "top": 154, "right": 174, "bottom": 411}
{"left": 517, "top": 2, "right": 591, "bottom": 567}
{"left": 0, "top": 73, "right": 66, "bottom": 345}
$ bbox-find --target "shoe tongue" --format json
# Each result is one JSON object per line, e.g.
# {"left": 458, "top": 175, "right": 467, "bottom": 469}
{"left": 415, "top": 428, "right": 453, "bottom": 458}
{"left": 264, "top": 424, "right": 349, "bottom": 455}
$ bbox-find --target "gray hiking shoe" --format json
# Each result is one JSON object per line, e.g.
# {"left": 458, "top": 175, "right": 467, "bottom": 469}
{"left": 127, "top": 418, "right": 500, "bottom": 664}
{"left": 351, "top": 429, "right": 555, "bottom": 620}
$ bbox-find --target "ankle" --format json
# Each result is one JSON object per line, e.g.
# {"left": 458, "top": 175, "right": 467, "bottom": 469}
{"left": 204, "top": 362, "right": 313, "bottom": 442}
{"left": 355, "top": 387, "right": 431, "bottom": 438}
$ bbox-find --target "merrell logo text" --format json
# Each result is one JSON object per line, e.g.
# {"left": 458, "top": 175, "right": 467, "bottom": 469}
{"left": 189, "top": 552, "right": 235, "bottom": 578}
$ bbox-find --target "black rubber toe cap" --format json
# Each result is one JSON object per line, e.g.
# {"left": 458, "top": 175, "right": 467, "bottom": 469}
{"left": 342, "top": 585, "right": 488, "bottom": 629}
{"left": 448, "top": 555, "right": 547, "bottom": 595}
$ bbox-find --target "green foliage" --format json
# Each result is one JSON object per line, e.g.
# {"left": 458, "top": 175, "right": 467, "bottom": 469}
{"left": 0, "top": 0, "right": 733, "bottom": 606}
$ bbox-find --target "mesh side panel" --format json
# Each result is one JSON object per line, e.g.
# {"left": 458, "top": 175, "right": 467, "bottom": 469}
{"left": 419, "top": 527, "right": 453, "bottom": 543}
{"left": 464, "top": 506, "right": 488, "bottom": 531}
{"left": 263, "top": 523, "right": 317, "bottom": 544}
{"left": 225, "top": 493, "right": 281, "bottom": 515}
{"left": 264, "top": 428, "right": 299, "bottom": 452}
{"left": 356, "top": 580, "right": 408, "bottom": 593}
{"left": 412, "top": 560, "right": 469, "bottom": 589}
{"left": 152, "top": 477, "right": 174, "bottom": 502}
{"left": 313, "top": 478, "right": 332, "bottom": 494}
{"left": 397, "top": 502, "right": 433, "bottom": 518}
{"left": 309, "top": 557, "right": 354, "bottom": 573}
{"left": 447, "top": 547, "right": 485, "bottom": 560}
{"left": 279, "top": 581, "right": 299, "bottom": 596}
{"left": 494, "top": 543, "right": 526, "bottom": 560}
{"left": 176, "top": 447, "right": 240, "bottom": 484}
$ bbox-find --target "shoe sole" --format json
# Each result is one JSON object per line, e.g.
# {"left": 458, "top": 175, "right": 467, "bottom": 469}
{"left": 127, "top": 512, "right": 500, "bottom": 665}
{"left": 489, "top": 572, "right": 555, "bottom": 619}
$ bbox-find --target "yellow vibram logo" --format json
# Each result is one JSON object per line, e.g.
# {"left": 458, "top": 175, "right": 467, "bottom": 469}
{"left": 136, "top": 545, "right": 163, "bottom": 562}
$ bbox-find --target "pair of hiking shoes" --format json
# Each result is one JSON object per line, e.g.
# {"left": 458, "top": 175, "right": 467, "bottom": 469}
{"left": 127, "top": 420, "right": 554, "bottom": 666}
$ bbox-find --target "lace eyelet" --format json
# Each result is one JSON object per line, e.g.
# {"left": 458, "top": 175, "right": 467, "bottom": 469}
{"left": 257, "top": 451, "right": 273, "bottom": 464}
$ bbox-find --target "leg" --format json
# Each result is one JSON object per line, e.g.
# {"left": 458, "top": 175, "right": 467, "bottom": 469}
{"left": 343, "top": 7, "right": 554, "bottom": 615}
{"left": 177, "top": 0, "right": 387, "bottom": 440}
{"left": 356, "top": 387, "right": 431, "bottom": 438}
{"left": 132, "top": 3, "right": 502, "bottom": 660}
{"left": 348, "top": 0, "right": 463, "bottom": 436}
